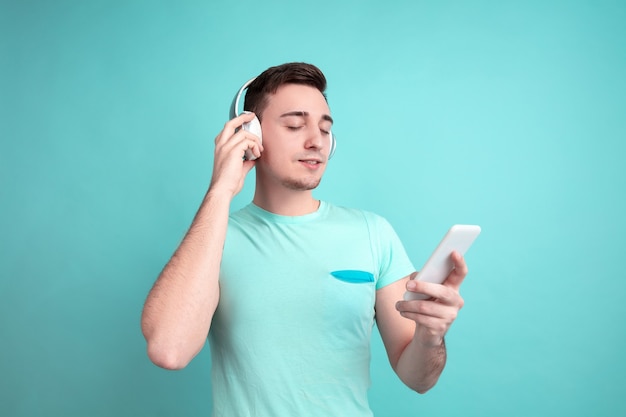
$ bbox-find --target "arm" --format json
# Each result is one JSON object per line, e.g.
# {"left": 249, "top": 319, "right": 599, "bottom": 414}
{"left": 375, "top": 251, "right": 467, "bottom": 393}
{"left": 140, "top": 112, "right": 262, "bottom": 370}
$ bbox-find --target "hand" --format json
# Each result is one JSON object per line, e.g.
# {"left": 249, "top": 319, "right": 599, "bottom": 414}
{"left": 209, "top": 112, "right": 263, "bottom": 197}
{"left": 395, "top": 251, "right": 468, "bottom": 347}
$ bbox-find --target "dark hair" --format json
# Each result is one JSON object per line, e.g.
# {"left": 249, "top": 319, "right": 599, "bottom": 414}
{"left": 243, "top": 62, "right": 327, "bottom": 120}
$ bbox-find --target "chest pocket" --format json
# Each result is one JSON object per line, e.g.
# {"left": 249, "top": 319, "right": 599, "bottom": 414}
{"left": 320, "top": 269, "right": 377, "bottom": 351}
{"left": 330, "top": 270, "right": 375, "bottom": 284}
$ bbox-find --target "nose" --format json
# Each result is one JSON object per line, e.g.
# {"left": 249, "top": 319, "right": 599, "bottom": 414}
{"left": 304, "top": 125, "right": 324, "bottom": 152}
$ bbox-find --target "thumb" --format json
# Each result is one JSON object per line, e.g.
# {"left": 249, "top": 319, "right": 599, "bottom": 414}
{"left": 241, "top": 158, "right": 257, "bottom": 177}
{"left": 444, "top": 251, "right": 468, "bottom": 290}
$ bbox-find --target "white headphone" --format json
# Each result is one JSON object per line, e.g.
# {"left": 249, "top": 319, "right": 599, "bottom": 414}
{"left": 229, "top": 77, "right": 337, "bottom": 160}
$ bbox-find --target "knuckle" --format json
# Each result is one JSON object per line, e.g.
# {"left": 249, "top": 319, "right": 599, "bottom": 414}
{"left": 441, "top": 287, "right": 456, "bottom": 301}
{"left": 415, "top": 302, "right": 427, "bottom": 314}
{"left": 224, "top": 118, "right": 236, "bottom": 129}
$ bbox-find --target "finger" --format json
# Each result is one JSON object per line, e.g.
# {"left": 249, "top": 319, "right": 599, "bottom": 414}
{"left": 406, "top": 279, "right": 448, "bottom": 301}
{"left": 398, "top": 312, "right": 452, "bottom": 336}
{"left": 397, "top": 298, "right": 460, "bottom": 320}
{"left": 405, "top": 275, "right": 433, "bottom": 300}
{"left": 241, "top": 132, "right": 264, "bottom": 159}
{"left": 444, "top": 251, "right": 468, "bottom": 290}
{"left": 215, "top": 112, "right": 258, "bottom": 146}
{"left": 404, "top": 280, "right": 463, "bottom": 307}
{"left": 217, "top": 129, "right": 263, "bottom": 160}
{"left": 229, "top": 111, "right": 258, "bottom": 129}
{"left": 248, "top": 134, "right": 264, "bottom": 158}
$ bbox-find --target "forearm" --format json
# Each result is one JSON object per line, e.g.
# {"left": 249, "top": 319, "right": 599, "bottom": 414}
{"left": 395, "top": 332, "right": 447, "bottom": 394}
{"left": 141, "top": 189, "right": 231, "bottom": 369}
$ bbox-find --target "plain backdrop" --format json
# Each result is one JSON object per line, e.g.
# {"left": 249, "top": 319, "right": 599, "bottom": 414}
{"left": 1, "top": 1, "right": 625, "bottom": 416}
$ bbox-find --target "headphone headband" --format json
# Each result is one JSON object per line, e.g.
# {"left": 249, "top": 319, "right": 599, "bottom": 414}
{"left": 229, "top": 77, "right": 257, "bottom": 119}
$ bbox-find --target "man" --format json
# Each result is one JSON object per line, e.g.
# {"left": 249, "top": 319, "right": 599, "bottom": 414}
{"left": 141, "top": 63, "right": 468, "bottom": 416}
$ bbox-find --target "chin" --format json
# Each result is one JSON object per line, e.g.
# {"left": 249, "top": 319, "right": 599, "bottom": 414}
{"left": 282, "top": 177, "right": 322, "bottom": 191}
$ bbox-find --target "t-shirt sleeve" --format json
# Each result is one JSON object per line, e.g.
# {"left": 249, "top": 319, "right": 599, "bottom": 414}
{"left": 365, "top": 213, "right": 415, "bottom": 290}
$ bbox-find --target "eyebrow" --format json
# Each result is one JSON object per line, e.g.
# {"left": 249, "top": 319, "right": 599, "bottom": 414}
{"left": 279, "top": 111, "right": 334, "bottom": 124}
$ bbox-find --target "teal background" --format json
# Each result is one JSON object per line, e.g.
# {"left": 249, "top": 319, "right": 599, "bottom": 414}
{"left": 2, "top": 0, "right": 625, "bottom": 416}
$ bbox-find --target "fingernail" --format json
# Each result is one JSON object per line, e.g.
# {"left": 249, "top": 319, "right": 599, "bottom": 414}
{"left": 407, "top": 280, "right": 417, "bottom": 290}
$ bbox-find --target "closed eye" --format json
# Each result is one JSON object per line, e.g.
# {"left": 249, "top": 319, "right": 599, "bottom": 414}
{"left": 287, "top": 126, "right": 303, "bottom": 131}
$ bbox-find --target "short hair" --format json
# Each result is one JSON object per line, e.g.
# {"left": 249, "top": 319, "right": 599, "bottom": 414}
{"left": 244, "top": 62, "right": 327, "bottom": 120}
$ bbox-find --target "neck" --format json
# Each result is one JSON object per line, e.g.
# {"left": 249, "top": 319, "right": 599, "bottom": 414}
{"left": 253, "top": 185, "right": 320, "bottom": 216}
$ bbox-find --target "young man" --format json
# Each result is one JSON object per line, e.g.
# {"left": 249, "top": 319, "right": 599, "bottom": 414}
{"left": 141, "top": 63, "right": 468, "bottom": 416}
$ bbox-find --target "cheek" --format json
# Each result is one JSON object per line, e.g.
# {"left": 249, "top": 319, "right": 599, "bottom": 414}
{"left": 258, "top": 142, "right": 288, "bottom": 170}
{"left": 262, "top": 135, "right": 295, "bottom": 159}
{"left": 260, "top": 140, "right": 281, "bottom": 161}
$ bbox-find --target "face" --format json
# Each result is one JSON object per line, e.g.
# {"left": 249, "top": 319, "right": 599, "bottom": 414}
{"left": 256, "top": 84, "right": 333, "bottom": 191}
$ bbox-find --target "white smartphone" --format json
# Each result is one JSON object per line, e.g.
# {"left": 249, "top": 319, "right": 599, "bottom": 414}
{"left": 403, "top": 224, "right": 481, "bottom": 301}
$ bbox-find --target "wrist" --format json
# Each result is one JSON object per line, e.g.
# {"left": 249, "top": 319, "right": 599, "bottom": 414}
{"left": 206, "top": 185, "right": 236, "bottom": 202}
{"left": 413, "top": 328, "right": 445, "bottom": 349}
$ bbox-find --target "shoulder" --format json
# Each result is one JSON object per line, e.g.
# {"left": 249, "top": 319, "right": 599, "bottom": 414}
{"left": 323, "top": 202, "right": 388, "bottom": 224}
{"left": 226, "top": 204, "right": 262, "bottom": 235}
{"left": 228, "top": 204, "right": 252, "bottom": 222}
{"left": 326, "top": 202, "right": 397, "bottom": 234}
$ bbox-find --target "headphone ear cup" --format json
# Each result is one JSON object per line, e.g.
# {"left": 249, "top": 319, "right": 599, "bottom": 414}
{"left": 241, "top": 112, "right": 262, "bottom": 161}
{"left": 241, "top": 112, "right": 263, "bottom": 140}
{"left": 328, "top": 132, "right": 336, "bottom": 159}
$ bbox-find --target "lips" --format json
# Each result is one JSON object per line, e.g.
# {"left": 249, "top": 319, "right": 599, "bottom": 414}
{"left": 299, "top": 159, "right": 321, "bottom": 165}
{"left": 297, "top": 154, "right": 324, "bottom": 165}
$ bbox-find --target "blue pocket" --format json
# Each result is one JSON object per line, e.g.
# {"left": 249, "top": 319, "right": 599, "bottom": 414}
{"left": 330, "top": 270, "right": 375, "bottom": 284}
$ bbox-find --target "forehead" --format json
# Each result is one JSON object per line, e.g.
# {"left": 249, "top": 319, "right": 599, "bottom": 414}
{"left": 265, "top": 84, "right": 330, "bottom": 116}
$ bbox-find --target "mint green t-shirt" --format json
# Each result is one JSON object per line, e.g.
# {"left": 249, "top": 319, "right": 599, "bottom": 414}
{"left": 209, "top": 201, "right": 415, "bottom": 417}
